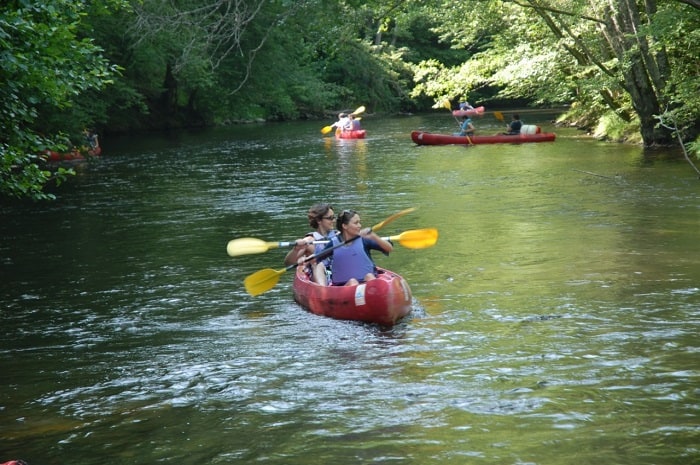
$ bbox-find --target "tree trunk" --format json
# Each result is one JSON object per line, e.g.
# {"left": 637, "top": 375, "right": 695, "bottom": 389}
{"left": 160, "top": 61, "right": 179, "bottom": 127}
{"left": 602, "top": 0, "right": 672, "bottom": 145}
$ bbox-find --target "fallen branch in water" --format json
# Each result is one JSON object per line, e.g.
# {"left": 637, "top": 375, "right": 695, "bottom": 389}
{"left": 657, "top": 114, "right": 700, "bottom": 179}
{"left": 572, "top": 169, "right": 619, "bottom": 180}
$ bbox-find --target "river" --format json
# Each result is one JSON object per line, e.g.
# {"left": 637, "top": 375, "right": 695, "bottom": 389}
{"left": 1, "top": 112, "right": 698, "bottom": 465}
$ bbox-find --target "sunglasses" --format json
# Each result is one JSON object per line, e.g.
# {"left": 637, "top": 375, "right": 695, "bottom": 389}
{"left": 322, "top": 215, "right": 336, "bottom": 220}
{"left": 338, "top": 209, "right": 356, "bottom": 222}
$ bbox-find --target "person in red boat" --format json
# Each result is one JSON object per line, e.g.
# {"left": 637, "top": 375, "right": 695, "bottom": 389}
{"left": 285, "top": 203, "right": 338, "bottom": 285}
{"left": 455, "top": 115, "right": 475, "bottom": 136}
{"left": 322, "top": 209, "right": 393, "bottom": 286}
{"left": 459, "top": 100, "right": 474, "bottom": 111}
{"left": 348, "top": 114, "right": 361, "bottom": 130}
{"left": 504, "top": 113, "right": 522, "bottom": 135}
{"left": 330, "top": 113, "right": 350, "bottom": 131}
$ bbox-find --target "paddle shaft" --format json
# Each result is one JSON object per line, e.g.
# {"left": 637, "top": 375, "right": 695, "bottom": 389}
{"left": 278, "top": 231, "right": 362, "bottom": 274}
{"left": 297, "top": 207, "right": 418, "bottom": 264}
{"left": 297, "top": 234, "right": 402, "bottom": 246}
{"left": 230, "top": 227, "right": 435, "bottom": 257}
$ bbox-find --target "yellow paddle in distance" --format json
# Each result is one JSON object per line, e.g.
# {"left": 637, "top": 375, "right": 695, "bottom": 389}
{"left": 350, "top": 105, "right": 365, "bottom": 116}
{"left": 243, "top": 208, "right": 416, "bottom": 296}
{"left": 494, "top": 111, "right": 505, "bottom": 122}
{"left": 321, "top": 105, "right": 365, "bottom": 134}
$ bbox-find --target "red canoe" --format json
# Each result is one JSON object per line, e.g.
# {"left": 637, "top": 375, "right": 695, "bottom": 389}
{"left": 411, "top": 130, "right": 556, "bottom": 145}
{"left": 335, "top": 129, "right": 366, "bottom": 139}
{"left": 451, "top": 106, "right": 485, "bottom": 117}
{"left": 43, "top": 146, "right": 102, "bottom": 162}
{"left": 292, "top": 266, "right": 412, "bottom": 326}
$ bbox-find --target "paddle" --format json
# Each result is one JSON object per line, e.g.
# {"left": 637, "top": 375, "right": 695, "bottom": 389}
{"left": 321, "top": 106, "right": 366, "bottom": 134}
{"left": 494, "top": 111, "right": 505, "bottom": 122}
{"left": 385, "top": 228, "right": 438, "bottom": 249}
{"left": 227, "top": 227, "right": 437, "bottom": 257}
{"left": 243, "top": 208, "right": 416, "bottom": 296}
{"left": 444, "top": 99, "right": 474, "bottom": 146}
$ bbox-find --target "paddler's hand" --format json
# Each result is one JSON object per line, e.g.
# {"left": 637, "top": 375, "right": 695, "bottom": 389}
{"left": 298, "top": 254, "right": 317, "bottom": 265}
{"left": 284, "top": 238, "right": 312, "bottom": 266}
{"left": 294, "top": 238, "right": 312, "bottom": 248}
{"left": 360, "top": 227, "right": 392, "bottom": 252}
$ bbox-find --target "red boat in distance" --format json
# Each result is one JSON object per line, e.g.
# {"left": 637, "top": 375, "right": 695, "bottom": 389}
{"left": 451, "top": 105, "right": 485, "bottom": 117}
{"left": 336, "top": 129, "right": 366, "bottom": 139}
{"left": 411, "top": 130, "right": 556, "bottom": 146}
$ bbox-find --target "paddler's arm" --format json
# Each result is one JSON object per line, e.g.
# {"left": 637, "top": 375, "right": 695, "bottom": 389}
{"left": 284, "top": 238, "right": 313, "bottom": 266}
{"left": 360, "top": 228, "right": 393, "bottom": 253}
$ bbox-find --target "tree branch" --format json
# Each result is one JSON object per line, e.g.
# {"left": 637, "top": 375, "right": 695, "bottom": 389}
{"left": 508, "top": 0, "right": 606, "bottom": 23}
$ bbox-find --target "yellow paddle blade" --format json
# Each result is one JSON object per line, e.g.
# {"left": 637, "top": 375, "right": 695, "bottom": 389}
{"left": 389, "top": 228, "right": 439, "bottom": 249}
{"left": 351, "top": 105, "right": 365, "bottom": 116}
{"left": 494, "top": 111, "right": 504, "bottom": 122}
{"left": 371, "top": 207, "right": 416, "bottom": 232}
{"left": 227, "top": 238, "right": 279, "bottom": 257}
{"left": 442, "top": 99, "right": 452, "bottom": 111}
{"left": 321, "top": 125, "right": 333, "bottom": 134}
{"left": 244, "top": 268, "right": 287, "bottom": 296}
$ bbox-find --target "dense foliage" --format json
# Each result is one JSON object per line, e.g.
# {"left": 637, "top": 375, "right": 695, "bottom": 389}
{"left": 0, "top": 0, "right": 123, "bottom": 199}
{"left": 1, "top": 0, "right": 698, "bottom": 199}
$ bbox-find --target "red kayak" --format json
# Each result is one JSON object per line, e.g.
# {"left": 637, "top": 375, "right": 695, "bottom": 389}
{"left": 451, "top": 106, "right": 485, "bottom": 117}
{"left": 292, "top": 266, "right": 412, "bottom": 326}
{"left": 411, "top": 130, "right": 556, "bottom": 145}
{"left": 43, "top": 146, "right": 102, "bottom": 161}
{"left": 335, "top": 129, "right": 366, "bottom": 139}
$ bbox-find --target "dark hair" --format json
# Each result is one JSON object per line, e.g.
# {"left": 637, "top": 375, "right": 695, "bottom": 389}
{"left": 513, "top": 114, "right": 520, "bottom": 120}
{"left": 336, "top": 209, "right": 356, "bottom": 231}
{"left": 307, "top": 203, "right": 333, "bottom": 229}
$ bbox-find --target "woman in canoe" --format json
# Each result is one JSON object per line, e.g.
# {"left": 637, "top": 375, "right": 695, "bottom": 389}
{"left": 322, "top": 209, "right": 393, "bottom": 286}
{"left": 454, "top": 115, "right": 475, "bottom": 137}
{"left": 330, "top": 113, "right": 350, "bottom": 131}
{"left": 285, "top": 203, "right": 338, "bottom": 285}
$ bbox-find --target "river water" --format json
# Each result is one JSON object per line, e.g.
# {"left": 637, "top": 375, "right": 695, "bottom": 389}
{"left": 1, "top": 113, "right": 698, "bottom": 465}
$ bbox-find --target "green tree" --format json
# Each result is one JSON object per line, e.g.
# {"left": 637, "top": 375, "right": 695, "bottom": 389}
{"left": 0, "top": 0, "right": 121, "bottom": 200}
{"left": 409, "top": 0, "right": 699, "bottom": 146}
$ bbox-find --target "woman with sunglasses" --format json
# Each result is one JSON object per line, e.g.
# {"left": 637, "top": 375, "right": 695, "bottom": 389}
{"left": 322, "top": 209, "right": 393, "bottom": 286}
{"left": 284, "top": 203, "right": 338, "bottom": 285}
